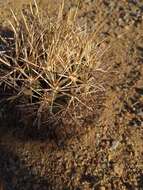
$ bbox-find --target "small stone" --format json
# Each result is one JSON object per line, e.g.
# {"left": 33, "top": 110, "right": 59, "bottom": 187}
{"left": 100, "top": 186, "right": 106, "bottom": 190}
{"left": 114, "top": 163, "right": 124, "bottom": 177}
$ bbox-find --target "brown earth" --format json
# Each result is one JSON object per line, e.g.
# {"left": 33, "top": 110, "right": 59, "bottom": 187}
{"left": 0, "top": 0, "right": 143, "bottom": 190}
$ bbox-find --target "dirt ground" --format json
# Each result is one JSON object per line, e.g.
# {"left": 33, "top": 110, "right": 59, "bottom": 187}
{"left": 0, "top": 0, "right": 143, "bottom": 190}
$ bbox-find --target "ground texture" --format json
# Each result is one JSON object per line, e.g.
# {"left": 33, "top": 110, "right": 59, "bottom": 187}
{"left": 0, "top": 0, "right": 143, "bottom": 190}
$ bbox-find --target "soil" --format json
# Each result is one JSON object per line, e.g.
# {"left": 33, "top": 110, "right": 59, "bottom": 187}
{"left": 0, "top": 0, "right": 143, "bottom": 190}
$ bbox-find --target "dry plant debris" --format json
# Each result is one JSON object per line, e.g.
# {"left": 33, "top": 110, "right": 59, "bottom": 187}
{"left": 0, "top": 0, "right": 105, "bottom": 128}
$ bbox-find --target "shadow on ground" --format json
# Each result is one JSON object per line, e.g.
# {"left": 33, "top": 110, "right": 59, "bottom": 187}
{"left": 0, "top": 144, "right": 50, "bottom": 190}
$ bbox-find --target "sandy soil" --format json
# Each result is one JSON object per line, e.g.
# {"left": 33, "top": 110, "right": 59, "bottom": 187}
{"left": 0, "top": 0, "right": 143, "bottom": 190}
